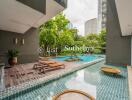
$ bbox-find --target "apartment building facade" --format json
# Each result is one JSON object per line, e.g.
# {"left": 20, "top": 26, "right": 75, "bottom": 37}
{"left": 0, "top": 0, "right": 67, "bottom": 64}
{"left": 85, "top": 18, "right": 98, "bottom": 35}
{"left": 98, "top": 0, "right": 107, "bottom": 32}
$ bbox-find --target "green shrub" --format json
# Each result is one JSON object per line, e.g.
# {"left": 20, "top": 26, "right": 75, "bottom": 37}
{"left": 93, "top": 49, "right": 102, "bottom": 54}
{"left": 7, "top": 49, "right": 19, "bottom": 58}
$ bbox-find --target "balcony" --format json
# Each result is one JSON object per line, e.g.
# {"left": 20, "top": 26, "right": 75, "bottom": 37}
{"left": 0, "top": 0, "right": 66, "bottom": 33}
{"left": 55, "top": 0, "right": 67, "bottom": 8}
{"left": 17, "top": 0, "right": 46, "bottom": 14}
{"left": 115, "top": 0, "right": 132, "bottom": 36}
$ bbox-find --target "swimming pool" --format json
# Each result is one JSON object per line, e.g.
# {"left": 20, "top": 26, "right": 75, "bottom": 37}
{"left": 1, "top": 61, "right": 129, "bottom": 100}
{"left": 51, "top": 55, "right": 103, "bottom": 63}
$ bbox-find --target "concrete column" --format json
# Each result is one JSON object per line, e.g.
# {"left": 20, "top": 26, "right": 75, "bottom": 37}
{"left": 131, "top": 37, "right": 132, "bottom": 66}
{"left": 0, "top": 63, "right": 5, "bottom": 90}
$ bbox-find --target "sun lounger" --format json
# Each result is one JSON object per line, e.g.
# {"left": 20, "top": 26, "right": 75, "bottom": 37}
{"left": 48, "top": 62, "right": 65, "bottom": 68}
{"left": 39, "top": 60, "right": 57, "bottom": 64}
{"left": 33, "top": 60, "right": 61, "bottom": 69}
{"left": 40, "top": 61, "right": 65, "bottom": 73}
{"left": 40, "top": 60, "right": 65, "bottom": 68}
{"left": 33, "top": 60, "right": 65, "bottom": 73}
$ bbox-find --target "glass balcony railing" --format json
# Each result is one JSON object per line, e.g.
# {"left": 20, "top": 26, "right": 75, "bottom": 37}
{"left": 55, "top": 0, "right": 67, "bottom": 8}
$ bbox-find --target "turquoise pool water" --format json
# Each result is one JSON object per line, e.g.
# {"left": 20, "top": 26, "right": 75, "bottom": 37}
{"left": 51, "top": 55, "right": 103, "bottom": 63}
{"left": 2, "top": 61, "right": 129, "bottom": 100}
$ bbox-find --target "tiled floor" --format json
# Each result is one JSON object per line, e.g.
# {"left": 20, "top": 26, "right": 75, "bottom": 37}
{"left": 2, "top": 61, "right": 129, "bottom": 100}
{"left": 4, "top": 61, "right": 79, "bottom": 88}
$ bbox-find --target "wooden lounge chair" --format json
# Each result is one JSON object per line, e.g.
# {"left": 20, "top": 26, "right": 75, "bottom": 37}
{"left": 33, "top": 60, "right": 65, "bottom": 73}
{"left": 33, "top": 62, "right": 48, "bottom": 69}
{"left": 49, "top": 62, "right": 65, "bottom": 67}
{"left": 40, "top": 60, "right": 57, "bottom": 64}
{"left": 39, "top": 56, "right": 49, "bottom": 61}
{"left": 34, "top": 60, "right": 64, "bottom": 68}
{"left": 40, "top": 62, "right": 65, "bottom": 73}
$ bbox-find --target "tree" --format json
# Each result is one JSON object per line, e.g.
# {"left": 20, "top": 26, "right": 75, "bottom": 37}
{"left": 98, "top": 29, "right": 106, "bottom": 53}
{"left": 76, "top": 36, "right": 87, "bottom": 45}
{"left": 84, "top": 29, "right": 106, "bottom": 54}
{"left": 53, "top": 13, "right": 73, "bottom": 53}
{"left": 69, "top": 28, "right": 78, "bottom": 40}
{"left": 39, "top": 20, "right": 57, "bottom": 56}
{"left": 58, "top": 30, "right": 74, "bottom": 47}
{"left": 39, "top": 13, "right": 77, "bottom": 56}
{"left": 74, "top": 41, "right": 84, "bottom": 47}
{"left": 54, "top": 13, "right": 70, "bottom": 34}
{"left": 99, "top": 29, "right": 106, "bottom": 47}
{"left": 85, "top": 33, "right": 100, "bottom": 48}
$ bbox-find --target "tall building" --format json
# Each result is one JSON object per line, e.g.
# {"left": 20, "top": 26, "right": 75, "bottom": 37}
{"left": 67, "top": 23, "right": 74, "bottom": 29}
{"left": 98, "top": 0, "right": 107, "bottom": 32}
{"left": 85, "top": 18, "right": 98, "bottom": 35}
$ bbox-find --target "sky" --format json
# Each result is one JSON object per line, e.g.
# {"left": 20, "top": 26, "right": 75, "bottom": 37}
{"left": 63, "top": 0, "right": 98, "bottom": 36}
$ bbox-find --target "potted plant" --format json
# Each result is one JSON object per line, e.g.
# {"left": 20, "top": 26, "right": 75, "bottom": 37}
{"left": 7, "top": 49, "right": 19, "bottom": 66}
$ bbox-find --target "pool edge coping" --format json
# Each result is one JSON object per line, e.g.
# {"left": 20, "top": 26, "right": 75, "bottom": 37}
{"left": 0, "top": 58, "right": 105, "bottom": 99}
{"left": 127, "top": 66, "right": 132, "bottom": 100}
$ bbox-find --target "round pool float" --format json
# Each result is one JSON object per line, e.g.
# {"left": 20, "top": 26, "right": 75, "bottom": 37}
{"left": 52, "top": 89, "right": 95, "bottom": 100}
{"left": 101, "top": 67, "right": 121, "bottom": 74}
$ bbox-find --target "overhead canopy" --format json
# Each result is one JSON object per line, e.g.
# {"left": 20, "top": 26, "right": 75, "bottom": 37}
{"left": 0, "top": 0, "right": 64, "bottom": 34}
{"left": 0, "top": 0, "right": 43, "bottom": 33}
{"left": 115, "top": 0, "right": 132, "bottom": 36}
{"left": 33, "top": 0, "right": 64, "bottom": 28}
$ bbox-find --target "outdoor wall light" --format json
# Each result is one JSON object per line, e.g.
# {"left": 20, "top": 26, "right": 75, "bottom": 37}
{"left": 21, "top": 38, "right": 25, "bottom": 45}
{"left": 14, "top": 38, "right": 18, "bottom": 45}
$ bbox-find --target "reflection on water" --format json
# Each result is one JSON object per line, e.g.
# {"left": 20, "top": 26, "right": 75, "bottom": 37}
{"left": 65, "top": 70, "right": 97, "bottom": 98}
{"left": 83, "top": 69, "right": 101, "bottom": 85}
{"left": 7, "top": 61, "right": 128, "bottom": 100}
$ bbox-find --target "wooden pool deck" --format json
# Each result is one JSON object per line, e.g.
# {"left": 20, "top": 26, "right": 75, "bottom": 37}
{"left": 4, "top": 61, "right": 79, "bottom": 88}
